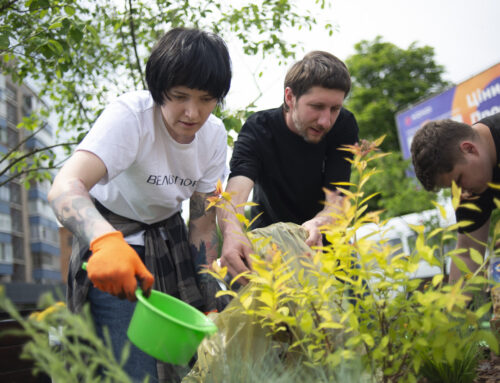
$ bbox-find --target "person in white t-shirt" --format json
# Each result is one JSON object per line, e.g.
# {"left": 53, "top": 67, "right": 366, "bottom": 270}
{"left": 48, "top": 28, "right": 232, "bottom": 382}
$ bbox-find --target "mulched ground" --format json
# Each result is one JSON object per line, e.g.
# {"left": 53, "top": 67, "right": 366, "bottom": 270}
{"left": 474, "top": 352, "right": 500, "bottom": 383}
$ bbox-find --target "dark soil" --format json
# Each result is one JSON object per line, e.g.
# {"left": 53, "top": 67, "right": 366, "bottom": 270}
{"left": 474, "top": 352, "right": 500, "bottom": 383}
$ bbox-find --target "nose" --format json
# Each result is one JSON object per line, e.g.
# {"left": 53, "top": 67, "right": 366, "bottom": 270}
{"left": 184, "top": 100, "right": 200, "bottom": 120}
{"left": 317, "top": 109, "right": 332, "bottom": 128}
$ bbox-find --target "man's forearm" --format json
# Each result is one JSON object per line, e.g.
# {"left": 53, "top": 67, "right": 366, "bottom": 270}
{"left": 218, "top": 175, "right": 254, "bottom": 237}
{"left": 309, "top": 189, "right": 343, "bottom": 226}
{"left": 308, "top": 210, "right": 334, "bottom": 227}
{"left": 217, "top": 199, "right": 246, "bottom": 237}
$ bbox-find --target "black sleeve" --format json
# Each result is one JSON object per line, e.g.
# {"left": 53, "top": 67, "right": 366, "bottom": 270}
{"left": 456, "top": 190, "right": 495, "bottom": 233}
{"left": 324, "top": 108, "right": 359, "bottom": 191}
{"left": 229, "top": 115, "right": 261, "bottom": 181}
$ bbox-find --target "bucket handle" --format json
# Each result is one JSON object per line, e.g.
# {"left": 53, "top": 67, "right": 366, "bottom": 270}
{"left": 81, "top": 262, "right": 145, "bottom": 294}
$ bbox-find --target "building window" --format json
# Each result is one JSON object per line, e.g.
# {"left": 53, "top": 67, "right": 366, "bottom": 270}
{"left": 44, "top": 253, "right": 56, "bottom": 268}
{"left": 12, "top": 236, "right": 24, "bottom": 261}
{"left": 32, "top": 252, "right": 57, "bottom": 269}
{"left": 23, "top": 95, "right": 33, "bottom": 115}
{"left": 6, "top": 102, "right": 17, "bottom": 126}
{"left": 7, "top": 126, "right": 19, "bottom": 147}
{"left": 12, "top": 263, "right": 25, "bottom": 282}
{"left": 11, "top": 208, "right": 23, "bottom": 233}
{"left": 9, "top": 183, "right": 21, "bottom": 205}
{"left": 29, "top": 223, "right": 38, "bottom": 240}
{"left": 5, "top": 83, "right": 17, "bottom": 103}
{"left": 30, "top": 224, "right": 59, "bottom": 244}
{"left": 0, "top": 242, "right": 13, "bottom": 263}
{"left": 0, "top": 119, "right": 7, "bottom": 144}
{"left": 32, "top": 253, "right": 42, "bottom": 268}
{"left": 29, "top": 199, "right": 54, "bottom": 217}
{"left": 0, "top": 186, "right": 9, "bottom": 202}
{"left": 0, "top": 213, "right": 11, "bottom": 232}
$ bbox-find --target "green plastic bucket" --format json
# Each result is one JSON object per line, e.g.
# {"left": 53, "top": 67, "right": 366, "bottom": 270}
{"left": 127, "top": 289, "right": 217, "bottom": 365}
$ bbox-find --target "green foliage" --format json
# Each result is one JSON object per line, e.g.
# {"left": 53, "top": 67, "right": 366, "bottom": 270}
{"left": 1, "top": 138, "right": 498, "bottom": 382}
{"left": 185, "top": 342, "right": 371, "bottom": 383}
{"left": 350, "top": 151, "right": 437, "bottom": 219}
{"left": 419, "top": 340, "right": 480, "bottom": 383}
{"left": 208, "top": 138, "right": 498, "bottom": 382}
{"left": 0, "top": 0, "right": 334, "bottom": 184}
{"left": 345, "top": 36, "right": 450, "bottom": 152}
{"left": 0, "top": 287, "right": 138, "bottom": 382}
{"left": 344, "top": 36, "right": 450, "bottom": 217}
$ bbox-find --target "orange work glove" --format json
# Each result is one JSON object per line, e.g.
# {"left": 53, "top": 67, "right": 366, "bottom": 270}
{"left": 87, "top": 231, "right": 154, "bottom": 301}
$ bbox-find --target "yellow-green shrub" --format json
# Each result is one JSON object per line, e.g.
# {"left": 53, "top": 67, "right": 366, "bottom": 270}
{"left": 208, "top": 137, "right": 499, "bottom": 383}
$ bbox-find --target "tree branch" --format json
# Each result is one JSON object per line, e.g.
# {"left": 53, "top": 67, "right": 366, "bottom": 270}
{"left": 127, "top": 0, "right": 145, "bottom": 88}
{"left": 0, "top": 142, "right": 77, "bottom": 179}
{"left": 118, "top": 21, "right": 138, "bottom": 86}
{"left": 0, "top": 152, "right": 70, "bottom": 187}
{"left": 0, "top": 165, "right": 55, "bottom": 188}
{"left": 0, "top": 123, "right": 45, "bottom": 164}
{"left": 0, "top": 0, "right": 19, "bottom": 14}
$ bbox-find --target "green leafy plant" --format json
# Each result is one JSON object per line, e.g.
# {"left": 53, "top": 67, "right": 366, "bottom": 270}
{"left": 0, "top": 287, "right": 139, "bottom": 383}
{"left": 2, "top": 136, "right": 499, "bottom": 382}
{"left": 419, "top": 339, "right": 480, "bottom": 383}
{"left": 206, "top": 137, "right": 499, "bottom": 382}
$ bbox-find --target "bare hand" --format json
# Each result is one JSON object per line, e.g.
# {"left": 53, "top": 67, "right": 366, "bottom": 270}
{"left": 219, "top": 232, "right": 253, "bottom": 286}
{"left": 302, "top": 220, "right": 324, "bottom": 247}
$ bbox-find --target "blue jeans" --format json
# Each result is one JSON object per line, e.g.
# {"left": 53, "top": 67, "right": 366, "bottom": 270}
{"left": 88, "top": 246, "right": 158, "bottom": 382}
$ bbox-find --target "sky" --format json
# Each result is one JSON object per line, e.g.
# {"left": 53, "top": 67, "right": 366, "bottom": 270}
{"left": 225, "top": 0, "right": 500, "bottom": 112}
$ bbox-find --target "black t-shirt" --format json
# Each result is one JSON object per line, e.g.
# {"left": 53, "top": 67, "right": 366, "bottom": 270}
{"left": 229, "top": 106, "right": 359, "bottom": 228}
{"left": 456, "top": 112, "right": 500, "bottom": 233}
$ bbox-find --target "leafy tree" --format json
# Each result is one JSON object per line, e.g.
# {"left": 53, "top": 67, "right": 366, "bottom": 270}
{"left": 353, "top": 151, "right": 437, "bottom": 219}
{"left": 344, "top": 36, "right": 450, "bottom": 217}
{"left": 0, "top": 0, "right": 333, "bottom": 185}
{"left": 345, "top": 36, "right": 450, "bottom": 152}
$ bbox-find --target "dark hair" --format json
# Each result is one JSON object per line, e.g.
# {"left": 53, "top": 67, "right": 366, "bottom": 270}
{"left": 146, "top": 27, "right": 232, "bottom": 105}
{"left": 283, "top": 51, "right": 351, "bottom": 111}
{"left": 411, "top": 119, "right": 477, "bottom": 191}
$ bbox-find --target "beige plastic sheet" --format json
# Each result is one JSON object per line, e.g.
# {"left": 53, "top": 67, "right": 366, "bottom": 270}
{"left": 182, "top": 222, "right": 316, "bottom": 382}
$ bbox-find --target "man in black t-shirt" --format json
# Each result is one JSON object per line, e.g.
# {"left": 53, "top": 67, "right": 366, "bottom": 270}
{"left": 218, "top": 51, "right": 359, "bottom": 283}
{"left": 411, "top": 112, "right": 500, "bottom": 283}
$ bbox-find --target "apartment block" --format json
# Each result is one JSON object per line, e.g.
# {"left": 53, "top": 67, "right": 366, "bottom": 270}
{"left": 0, "top": 73, "right": 62, "bottom": 284}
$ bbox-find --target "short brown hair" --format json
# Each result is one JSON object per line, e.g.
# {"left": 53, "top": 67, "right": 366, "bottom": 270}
{"left": 411, "top": 119, "right": 477, "bottom": 191}
{"left": 283, "top": 51, "right": 351, "bottom": 111}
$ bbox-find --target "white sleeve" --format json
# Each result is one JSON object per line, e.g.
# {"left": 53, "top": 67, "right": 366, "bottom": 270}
{"left": 76, "top": 100, "right": 141, "bottom": 184}
{"left": 195, "top": 122, "right": 229, "bottom": 193}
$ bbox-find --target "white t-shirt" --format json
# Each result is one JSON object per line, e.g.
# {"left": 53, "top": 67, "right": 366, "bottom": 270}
{"left": 77, "top": 90, "right": 228, "bottom": 226}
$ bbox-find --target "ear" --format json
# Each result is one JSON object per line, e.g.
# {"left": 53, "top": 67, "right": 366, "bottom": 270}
{"left": 459, "top": 141, "right": 479, "bottom": 155}
{"left": 284, "top": 87, "right": 295, "bottom": 109}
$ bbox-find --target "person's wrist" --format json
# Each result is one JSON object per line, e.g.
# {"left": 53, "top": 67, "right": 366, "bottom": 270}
{"left": 222, "top": 225, "right": 246, "bottom": 239}
{"left": 306, "top": 216, "right": 329, "bottom": 228}
{"left": 89, "top": 230, "right": 124, "bottom": 251}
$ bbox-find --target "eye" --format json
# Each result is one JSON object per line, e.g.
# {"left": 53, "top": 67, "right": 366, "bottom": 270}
{"left": 170, "top": 93, "right": 187, "bottom": 101}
